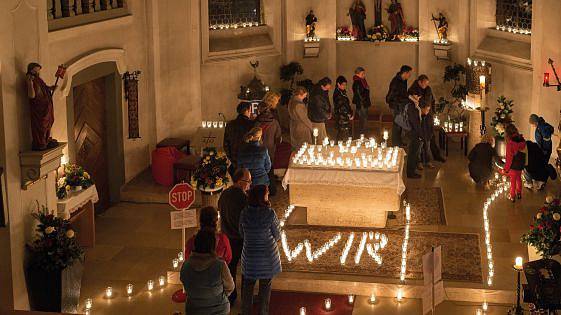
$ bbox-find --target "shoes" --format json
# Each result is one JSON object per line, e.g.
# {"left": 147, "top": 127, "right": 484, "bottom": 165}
{"left": 417, "top": 163, "right": 424, "bottom": 170}
{"left": 508, "top": 196, "right": 516, "bottom": 203}
{"left": 517, "top": 193, "right": 522, "bottom": 200}
{"left": 408, "top": 173, "right": 422, "bottom": 179}
{"left": 426, "top": 163, "right": 435, "bottom": 169}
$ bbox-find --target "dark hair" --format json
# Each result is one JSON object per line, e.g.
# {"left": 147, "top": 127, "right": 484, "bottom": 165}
{"left": 418, "top": 74, "right": 429, "bottom": 82}
{"left": 237, "top": 102, "right": 251, "bottom": 114}
{"left": 354, "top": 67, "right": 365, "bottom": 74}
{"left": 232, "top": 168, "right": 249, "bottom": 183}
{"left": 193, "top": 230, "right": 216, "bottom": 254}
{"left": 505, "top": 124, "right": 519, "bottom": 140}
{"left": 400, "top": 65, "right": 413, "bottom": 74}
{"left": 318, "top": 77, "right": 332, "bottom": 87}
{"left": 248, "top": 185, "right": 270, "bottom": 207}
{"left": 27, "top": 62, "right": 41, "bottom": 75}
{"left": 336, "top": 76, "right": 347, "bottom": 85}
{"left": 199, "top": 206, "right": 218, "bottom": 231}
{"left": 419, "top": 97, "right": 430, "bottom": 108}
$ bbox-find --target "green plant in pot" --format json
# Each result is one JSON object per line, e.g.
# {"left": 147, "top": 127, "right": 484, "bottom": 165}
{"left": 522, "top": 196, "right": 561, "bottom": 260}
{"left": 25, "top": 206, "right": 84, "bottom": 312}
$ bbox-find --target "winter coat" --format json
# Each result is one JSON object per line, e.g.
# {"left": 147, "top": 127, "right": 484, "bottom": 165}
{"left": 468, "top": 142, "right": 495, "bottom": 184}
{"left": 218, "top": 186, "right": 248, "bottom": 240}
{"left": 386, "top": 73, "right": 409, "bottom": 112}
{"left": 352, "top": 76, "right": 371, "bottom": 109}
{"left": 237, "top": 141, "right": 271, "bottom": 186}
{"left": 185, "top": 232, "right": 232, "bottom": 264}
{"left": 421, "top": 112, "right": 433, "bottom": 141}
{"left": 505, "top": 134, "right": 527, "bottom": 172}
{"left": 180, "top": 253, "right": 234, "bottom": 315}
{"left": 307, "top": 84, "right": 332, "bottom": 123}
{"left": 525, "top": 141, "right": 554, "bottom": 182}
{"left": 288, "top": 97, "right": 313, "bottom": 150}
{"left": 407, "top": 102, "right": 422, "bottom": 137}
{"left": 239, "top": 205, "right": 282, "bottom": 280}
{"left": 534, "top": 117, "right": 554, "bottom": 156}
{"left": 255, "top": 110, "right": 282, "bottom": 163}
{"left": 223, "top": 114, "right": 255, "bottom": 165}
{"left": 408, "top": 80, "right": 435, "bottom": 107}
{"left": 333, "top": 87, "right": 353, "bottom": 129}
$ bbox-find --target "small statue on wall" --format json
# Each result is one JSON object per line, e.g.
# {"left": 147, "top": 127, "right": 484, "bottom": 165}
{"left": 26, "top": 63, "right": 62, "bottom": 151}
{"left": 305, "top": 10, "right": 318, "bottom": 39}
{"left": 387, "top": 0, "right": 406, "bottom": 40}
{"left": 432, "top": 12, "right": 449, "bottom": 43}
{"left": 348, "top": 0, "right": 367, "bottom": 40}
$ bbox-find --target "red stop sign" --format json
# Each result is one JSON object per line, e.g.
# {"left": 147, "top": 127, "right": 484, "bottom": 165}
{"left": 168, "top": 183, "right": 196, "bottom": 210}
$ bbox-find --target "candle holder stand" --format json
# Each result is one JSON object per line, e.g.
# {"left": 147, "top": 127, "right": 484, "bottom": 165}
{"left": 509, "top": 265, "right": 524, "bottom": 315}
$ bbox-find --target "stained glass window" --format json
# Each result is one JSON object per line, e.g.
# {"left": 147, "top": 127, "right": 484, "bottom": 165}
{"left": 496, "top": 0, "right": 532, "bottom": 33}
{"left": 209, "top": 0, "right": 261, "bottom": 27}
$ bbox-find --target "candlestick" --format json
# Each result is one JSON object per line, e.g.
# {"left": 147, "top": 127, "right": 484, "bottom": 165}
{"left": 126, "top": 283, "right": 134, "bottom": 296}
{"left": 202, "top": 121, "right": 207, "bottom": 128}
{"left": 313, "top": 128, "right": 318, "bottom": 145}
{"left": 480, "top": 75, "right": 486, "bottom": 108}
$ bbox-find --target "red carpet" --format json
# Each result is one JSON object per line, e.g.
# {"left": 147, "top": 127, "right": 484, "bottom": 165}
{"left": 253, "top": 291, "right": 354, "bottom": 315}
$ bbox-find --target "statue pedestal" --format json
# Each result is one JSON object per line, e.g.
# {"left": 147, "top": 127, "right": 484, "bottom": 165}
{"left": 20, "top": 143, "right": 66, "bottom": 189}
{"left": 433, "top": 42, "right": 452, "bottom": 60}
{"left": 304, "top": 40, "right": 320, "bottom": 58}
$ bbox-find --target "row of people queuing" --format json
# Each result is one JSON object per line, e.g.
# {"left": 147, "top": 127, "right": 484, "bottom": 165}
{"left": 468, "top": 115, "right": 556, "bottom": 202}
{"left": 181, "top": 169, "right": 281, "bottom": 315}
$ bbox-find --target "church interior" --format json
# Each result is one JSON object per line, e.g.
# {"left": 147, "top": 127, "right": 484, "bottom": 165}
{"left": 1, "top": 0, "right": 561, "bottom": 314}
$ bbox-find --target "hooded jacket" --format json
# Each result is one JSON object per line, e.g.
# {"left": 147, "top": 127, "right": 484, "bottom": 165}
{"left": 505, "top": 134, "right": 527, "bottom": 172}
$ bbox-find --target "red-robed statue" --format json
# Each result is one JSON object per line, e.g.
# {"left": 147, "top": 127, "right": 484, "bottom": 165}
{"left": 26, "top": 62, "right": 60, "bottom": 151}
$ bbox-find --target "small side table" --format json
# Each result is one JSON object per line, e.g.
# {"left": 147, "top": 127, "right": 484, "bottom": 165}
{"left": 57, "top": 185, "right": 99, "bottom": 248}
{"left": 444, "top": 131, "right": 469, "bottom": 156}
{"left": 174, "top": 155, "right": 201, "bottom": 184}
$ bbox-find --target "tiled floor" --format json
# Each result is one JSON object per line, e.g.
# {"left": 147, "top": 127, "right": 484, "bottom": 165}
{"left": 79, "top": 137, "right": 557, "bottom": 314}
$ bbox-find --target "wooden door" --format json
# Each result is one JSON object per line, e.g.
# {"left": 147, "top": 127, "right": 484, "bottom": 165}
{"left": 73, "top": 77, "right": 110, "bottom": 212}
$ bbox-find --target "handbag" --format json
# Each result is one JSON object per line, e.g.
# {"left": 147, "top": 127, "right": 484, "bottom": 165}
{"left": 394, "top": 103, "right": 411, "bottom": 131}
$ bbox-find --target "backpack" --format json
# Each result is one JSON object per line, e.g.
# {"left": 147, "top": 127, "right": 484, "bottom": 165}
{"left": 510, "top": 149, "right": 527, "bottom": 171}
{"left": 394, "top": 103, "right": 411, "bottom": 131}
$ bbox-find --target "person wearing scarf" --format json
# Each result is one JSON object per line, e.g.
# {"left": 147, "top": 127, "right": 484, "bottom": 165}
{"left": 352, "top": 67, "right": 371, "bottom": 136}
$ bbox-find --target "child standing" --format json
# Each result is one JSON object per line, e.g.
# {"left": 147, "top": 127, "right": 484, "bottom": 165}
{"left": 504, "top": 124, "right": 527, "bottom": 202}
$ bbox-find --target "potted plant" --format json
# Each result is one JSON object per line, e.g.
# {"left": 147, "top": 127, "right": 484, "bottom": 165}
{"left": 490, "top": 96, "right": 514, "bottom": 159}
{"left": 522, "top": 196, "right": 561, "bottom": 263}
{"left": 191, "top": 147, "right": 230, "bottom": 208}
{"left": 56, "top": 164, "right": 94, "bottom": 199}
{"left": 25, "top": 207, "right": 84, "bottom": 312}
{"left": 435, "top": 64, "right": 469, "bottom": 128}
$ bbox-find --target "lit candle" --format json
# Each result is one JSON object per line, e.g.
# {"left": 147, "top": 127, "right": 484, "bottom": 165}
{"left": 85, "top": 298, "right": 93, "bottom": 310}
{"left": 219, "top": 121, "right": 224, "bottom": 128}
{"left": 480, "top": 75, "right": 486, "bottom": 107}
{"left": 514, "top": 257, "right": 523, "bottom": 270}
{"left": 396, "top": 289, "right": 404, "bottom": 302}
{"left": 206, "top": 121, "right": 212, "bottom": 128}
{"left": 147, "top": 280, "right": 154, "bottom": 291}
{"left": 212, "top": 121, "right": 218, "bottom": 128}
{"left": 173, "top": 258, "right": 179, "bottom": 269}
{"left": 178, "top": 251, "right": 184, "bottom": 262}
{"left": 105, "top": 286, "right": 113, "bottom": 298}
{"left": 348, "top": 294, "right": 355, "bottom": 304}
{"left": 476, "top": 309, "right": 483, "bottom": 315}
{"left": 482, "top": 302, "right": 488, "bottom": 311}
{"left": 299, "top": 307, "right": 306, "bottom": 315}
{"left": 313, "top": 128, "right": 319, "bottom": 138}
{"left": 126, "top": 283, "right": 134, "bottom": 296}
{"left": 383, "top": 130, "right": 389, "bottom": 141}
{"left": 159, "top": 275, "right": 166, "bottom": 287}
{"left": 202, "top": 121, "right": 207, "bottom": 128}
{"left": 369, "top": 293, "right": 377, "bottom": 304}
{"left": 544, "top": 72, "right": 551, "bottom": 86}
{"left": 324, "top": 298, "right": 332, "bottom": 310}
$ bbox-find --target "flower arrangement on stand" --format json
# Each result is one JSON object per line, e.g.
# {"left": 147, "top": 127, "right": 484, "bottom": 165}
{"left": 56, "top": 164, "right": 94, "bottom": 199}
{"left": 522, "top": 196, "right": 561, "bottom": 259}
{"left": 367, "top": 25, "right": 389, "bottom": 41}
{"left": 191, "top": 147, "right": 230, "bottom": 208}
{"left": 490, "top": 96, "right": 514, "bottom": 139}
{"left": 336, "top": 26, "right": 353, "bottom": 41}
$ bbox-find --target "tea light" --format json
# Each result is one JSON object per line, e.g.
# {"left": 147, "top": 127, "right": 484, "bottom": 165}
{"left": 348, "top": 294, "right": 355, "bottom": 304}
{"left": 105, "top": 286, "right": 113, "bottom": 298}
{"left": 324, "top": 298, "right": 332, "bottom": 310}
{"left": 219, "top": 121, "right": 224, "bottom": 128}
{"left": 482, "top": 302, "right": 488, "bottom": 311}
{"left": 206, "top": 121, "right": 212, "bottom": 128}
{"left": 299, "top": 306, "right": 307, "bottom": 315}
{"left": 313, "top": 128, "right": 319, "bottom": 137}
{"left": 84, "top": 298, "right": 93, "bottom": 310}
{"left": 514, "top": 257, "right": 523, "bottom": 270}
{"left": 147, "top": 280, "right": 154, "bottom": 291}
{"left": 172, "top": 258, "right": 179, "bottom": 269}
{"left": 202, "top": 121, "right": 207, "bottom": 128}
{"left": 383, "top": 130, "right": 389, "bottom": 141}
{"left": 212, "top": 121, "right": 218, "bottom": 128}
{"left": 126, "top": 283, "right": 134, "bottom": 296}
{"left": 178, "top": 251, "right": 184, "bottom": 262}
{"left": 369, "top": 293, "right": 377, "bottom": 304}
{"left": 158, "top": 275, "right": 166, "bottom": 287}
{"left": 396, "top": 289, "right": 404, "bottom": 302}
{"left": 476, "top": 309, "right": 483, "bottom": 315}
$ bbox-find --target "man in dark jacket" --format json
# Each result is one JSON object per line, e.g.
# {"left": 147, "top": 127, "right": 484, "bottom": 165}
{"left": 308, "top": 77, "right": 332, "bottom": 141}
{"left": 224, "top": 102, "right": 254, "bottom": 176}
{"left": 334, "top": 76, "right": 353, "bottom": 140}
{"left": 386, "top": 65, "right": 413, "bottom": 146}
{"left": 420, "top": 105, "right": 434, "bottom": 168}
{"left": 218, "top": 168, "right": 251, "bottom": 304}
{"left": 529, "top": 114, "right": 554, "bottom": 162}
{"left": 352, "top": 67, "right": 371, "bottom": 135}
{"left": 406, "top": 96, "right": 423, "bottom": 178}
{"left": 524, "top": 140, "right": 557, "bottom": 191}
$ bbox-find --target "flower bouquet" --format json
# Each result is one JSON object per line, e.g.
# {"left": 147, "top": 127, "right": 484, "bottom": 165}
{"left": 336, "top": 26, "right": 353, "bottom": 40}
{"left": 367, "top": 25, "right": 389, "bottom": 41}
{"left": 56, "top": 164, "right": 94, "bottom": 199}
{"left": 490, "top": 96, "right": 514, "bottom": 139}
{"left": 521, "top": 196, "right": 561, "bottom": 259}
{"left": 191, "top": 147, "right": 230, "bottom": 192}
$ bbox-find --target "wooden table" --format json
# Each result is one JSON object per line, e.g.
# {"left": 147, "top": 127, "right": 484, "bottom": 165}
{"left": 57, "top": 185, "right": 98, "bottom": 248}
{"left": 443, "top": 131, "right": 469, "bottom": 156}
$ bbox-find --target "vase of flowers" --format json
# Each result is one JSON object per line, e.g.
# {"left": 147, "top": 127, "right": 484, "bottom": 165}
{"left": 490, "top": 96, "right": 514, "bottom": 159}
{"left": 25, "top": 207, "right": 84, "bottom": 312}
{"left": 57, "top": 164, "right": 94, "bottom": 199}
{"left": 522, "top": 196, "right": 561, "bottom": 263}
{"left": 191, "top": 147, "right": 230, "bottom": 208}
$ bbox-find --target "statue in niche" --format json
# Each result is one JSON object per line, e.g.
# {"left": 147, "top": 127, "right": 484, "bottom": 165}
{"left": 348, "top": 0, "right": 367, "bottom": 40}
{"left": 432, "top": 13, "right": 449, "bottom": 42}
{"left": 374, "top": 0, "right": 382, "bottom": 27}
{"left": 305, "top": 10, "right": 318, "bottom": 39}
{"left": 387, "top": 0, "right": 406, "bottom": 40}
{"left": 26, "top": 62, "right": 61, "bottom": 151}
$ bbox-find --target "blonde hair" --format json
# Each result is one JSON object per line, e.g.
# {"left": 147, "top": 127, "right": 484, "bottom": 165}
{"left": 293, "top": 86, "right": 308, "bottom": 97}
{"left": 244, "top": 127, "right": 263, "bottom": 143}
{"left": 262, "top": 91, "right": 281, "bottom": 111}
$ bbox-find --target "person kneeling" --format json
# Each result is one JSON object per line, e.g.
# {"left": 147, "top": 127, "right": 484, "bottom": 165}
{"left": 524, "top": 140, "right": 557, "bottom": 191}
{"left": 468, "top": 134, "right": 496, "bottom": 185}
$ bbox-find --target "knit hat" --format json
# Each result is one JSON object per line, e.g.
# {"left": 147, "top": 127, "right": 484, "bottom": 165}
{"left": 529, "top": 114, "right": 539, "bottom": 124}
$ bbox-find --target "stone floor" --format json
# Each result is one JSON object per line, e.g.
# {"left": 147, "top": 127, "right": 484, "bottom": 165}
{"left": 78, "top": 136, "right": 558, "bottom": 314}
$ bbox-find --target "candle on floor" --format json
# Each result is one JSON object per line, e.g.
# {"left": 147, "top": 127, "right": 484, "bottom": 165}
{"left": 158, "top": 275, "right": 166, "bottom": 287}
{"left": 514, "top": 257, "right": 523, "bottom": 270}
{"left": 178, "top": 251, "right": 184, "bottom": 262}
{"left": 348, "top": 294, "right": 355, "bottom": 304}
{"left": 85, "top": 298, "right": 93, "bottom": 310}
{"left": 369, "top": 293, "right": 376, "bottom": 304}
{"left": 126, "top": 283, "right": 134, "bottom": 296}
{"left": 324, "top": 298, "right": 332, "bottom": 310}
{"left": 105, "top": 286, "right": 113, "bottom": 298}
{"left": 299, "top": 306, "right": 307, "bottom": 315}
{"left": 147, "top": 280, "right": 154, "bottom": 291}
{"left": 482, "top": 302, "right": 488, "bottom": 311}
{"left": 172, "top": 258, "right": 179, "bottom": 269}
{"left": 396, "top": 289, "right": 403, "bottom": 302}
{"left": 476, "top": 309, "right": 483, "bottom": 315}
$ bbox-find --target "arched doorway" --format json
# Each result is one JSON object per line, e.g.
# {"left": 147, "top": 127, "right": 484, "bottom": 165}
{"left": 65, "top": 62, "right": 125, "bottom": 212}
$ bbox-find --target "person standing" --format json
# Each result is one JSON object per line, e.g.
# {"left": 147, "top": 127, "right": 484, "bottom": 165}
{"left": 386, "top": 65, "right": 413, "bottom": 147}
{"left": 352, "top": 67, "right": 371, "bottom": 136}
{"left": 240, "top": 185, "right": 282, "bottom": 315}
{"left": 419, "top": 104, "right": 434, "bottom": 169}
{"left": 255, "top": 92, "right": 282, "bottom": 196}
{"left": 307, "top": 77, "right": 332, "bottom": 141}
{"left": 333, "top": 76, "right": 354, "bottom": 141}
{"left": 180, "top": 230, "right": 234, "bottom": 315}
{"left": 184, "top": 206, "right": 232, "bottom": 264}
{"left": 288, "top": 87, "right": 313, "bottom": 150}
{"left": 406, "top": 96, "right": 423, "bottom": 179}
{"left": 217, "top": 168, "right": 251, "bottom": 304}
{"left": 504, "top": 124, "right": 527, "bottom": 202}
{"left": 224, "top": 102, "right": 255, "bottom": 175}
{"left": 237, "top": 127, "right": 271, "bottom": 187}
{"left": 467, "top": 134, "right": 496, "bottom": 185}
{"left": 529, "top": 114, "right": 554, "bottom": 162}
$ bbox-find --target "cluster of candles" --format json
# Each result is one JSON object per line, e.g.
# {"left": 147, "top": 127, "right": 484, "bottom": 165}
{"left": 399, "top": 203, "right": 412, "bottom": 282}
{"left": 495, "top": 24, "right": 531, "bottom": 35}
{"left": 297, "top": 290, "right": 403, "bottom": 314}
{"left": 336, "top": 35, "right": 354, "bottom": 41}
{"left": 292, "top": 136, "right": 400, "bottom": 171}
{"left": 304, "top": 37, "right": 320, "bottom": 42}
{"left": 467, "top": 58, "right": 487, "bottom": 67}
{"left": 201, "top": 120, "right": 226, "bottom": 129}
{"left": 433, "top": 38, "right": 449, "bottom": 44}
{"left": 443, "top": 121, "right": 464, "bottom": 133}
{"left": 210, "top": 21, "right": 260, "bottom": 30}
{"left": 304, "top": 233, "right": 342, "bottom": 262}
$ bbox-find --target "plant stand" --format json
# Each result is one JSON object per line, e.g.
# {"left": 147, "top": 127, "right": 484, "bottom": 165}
{"left": 200, "top": 187, "right": 224, "bottom": 209}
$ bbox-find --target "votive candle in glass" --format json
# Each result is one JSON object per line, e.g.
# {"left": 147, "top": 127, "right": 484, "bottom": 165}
{"left": 126, "top": 283, "right": 134, "bottom": 296}
{"left": 324, "top": 298, "right": 332, "bottom": 310}
{"left": 147, "top": 280, "right": 154, "bottom": 291}
{"left": 105, "top": 286, "right": 113, "bottom": 298}
{"left": 158, "top": 275, "right": 166, "bottom": 287}
{"left": 85, "top": 298, "right": 93, "bottom": 310}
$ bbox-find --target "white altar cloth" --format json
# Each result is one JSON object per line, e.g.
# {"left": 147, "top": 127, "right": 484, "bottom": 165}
{"left": 57, "top": 185, "right": 99, "bottom": 219}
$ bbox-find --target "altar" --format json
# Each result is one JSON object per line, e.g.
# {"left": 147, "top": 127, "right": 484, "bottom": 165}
{"left": 282, "top": 140, "right": 406, "bottom": 228}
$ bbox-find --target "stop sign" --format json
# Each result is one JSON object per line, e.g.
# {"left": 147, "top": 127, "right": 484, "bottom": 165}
{"left": 168, "top": 183, "right": 196, "bottom": 210}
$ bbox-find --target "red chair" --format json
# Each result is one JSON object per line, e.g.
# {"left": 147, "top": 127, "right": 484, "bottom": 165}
{"left": 151, "top": 147, "right": 186, "bottom": 186}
